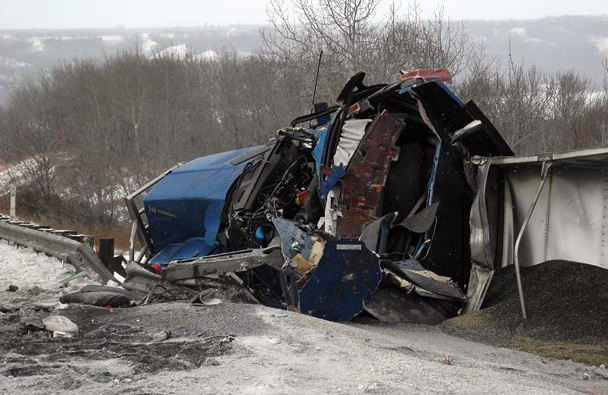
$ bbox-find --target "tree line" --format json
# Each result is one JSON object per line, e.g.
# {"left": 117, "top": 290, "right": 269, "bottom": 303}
{"left": 0, "top": 0, "right": 606, "bottom": 229}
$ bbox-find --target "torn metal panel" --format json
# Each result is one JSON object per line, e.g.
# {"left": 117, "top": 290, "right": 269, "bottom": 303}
{"left": 363, "top": 285, "right": 459, "bottom": 324}
{"left": 340, "top": 110, "right": 404, "bottom": 238}
{"left": 161, "top": 247, "right": 283, "bottom": 282}
{"left": 317, "top": 186, "right": 340, "bottom": 235}
{"left": 400, "top": 68, "right": 452, "bottom": 83}
{"left": 298, "top": 240, "right": 381, "bottom": 321}
{"left": 359, "top": 212, "right": 396, "bottom": 253}
{"left": 122, "top": 261, "right": 183, "bottom": 296}
{"left": 397, "top": 202, "right": 439, "bottom": 234}
{"left": 382, "top": 260, "right": 466, "bottom": 302}
{"left": 272, "top": 217, "right": 315, "bottom": 260}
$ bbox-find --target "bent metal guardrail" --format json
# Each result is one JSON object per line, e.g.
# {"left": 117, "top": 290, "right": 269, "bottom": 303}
{"left": 0, "top": 214, "right": 115, "bottom": 284}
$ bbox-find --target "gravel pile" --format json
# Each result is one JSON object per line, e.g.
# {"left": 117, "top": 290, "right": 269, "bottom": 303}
{"left": 441, "top": 260, "right": 608, "bottom": 365}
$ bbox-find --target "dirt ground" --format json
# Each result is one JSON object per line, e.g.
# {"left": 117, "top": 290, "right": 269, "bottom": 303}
{"left": 1, "top": 242, "right": 608, "bottom": 394}
{"left": 1, "top": 301, "right": 608, "bottom": 394}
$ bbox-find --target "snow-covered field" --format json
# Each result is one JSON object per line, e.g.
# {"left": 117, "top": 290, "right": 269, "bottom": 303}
{"left": 0, "top": 240, "right": 606, "bottom": 394}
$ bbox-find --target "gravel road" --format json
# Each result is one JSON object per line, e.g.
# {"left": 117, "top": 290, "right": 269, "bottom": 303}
{"left": 0, "top": 240, "right": 607, "bottom": 395}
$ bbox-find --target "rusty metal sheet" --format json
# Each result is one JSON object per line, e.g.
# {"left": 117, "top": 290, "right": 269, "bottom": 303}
{"left": 340, "top": 110, "right": 403, "bottom": 238}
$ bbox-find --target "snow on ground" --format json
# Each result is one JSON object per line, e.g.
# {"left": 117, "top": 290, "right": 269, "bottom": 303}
{"left": 507, "top": 26, "right": 543, "bottom": 44}
{"left": 508, "top": 26, "right": 527, "bottom": 36}
{"left": 590, "top": 36, "right": 608, "bottom": 56}
{"left": 157, "top": 44, "right": 189, "bottom": 58}
{"left": 0, "top": 56, "right": 32, "bottom": 69}
{"left": 100, "top": 35, "right": 123, "bottom": 43}
{"left": 26, "top": 37, "right": 44, "bottom": 52}
{"left": 0, "top": 158, "right": 38, "bottom": 195}
{"left": 0, "top": 239, "right": 606, "bottom": 394}
{"left": 0, "top": 239, "right": 93, "bottom": 305}
{"left": 195, "top": 50, "right": 219, "bottom": 61}
{"left": 140, "top": 33, "right": 158, "bottom": 54}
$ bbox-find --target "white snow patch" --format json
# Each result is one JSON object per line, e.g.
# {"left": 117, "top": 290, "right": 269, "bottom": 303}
{"left": 195, "top": 50, "right": 219, "bottom": 60}
{"left": 26, "top": 36, "right": 45, "bottom": 51}
{"left": 159, "top": 32, "right": 176, "bottom": 39}
{"left": 586, "top": 90, "right": 608, "bottom": 104}
{"left": 140, "top": 33, "right": 158, "bottom": 53}
{"left": 0, "top": 56, "right": 32, "bottom": 68}
{"left": 157, "top": 44, "right": 189, "bottom": 58}
{"left": 508, "top": 27, "right": 526, "bottom": 36}
{"left": 590, "top": 36, "right": 608, "bottom": 56}
{"left": 0, "top": 159, "right": 34, "bottom": 193}
{"left": 0, "top": 239, "right": 93, "bottom": 296}
{"left": 507, "top": 27, "right": 542, "bottom": 44}
{"left": 101, "top": 35, "right": 123, "bottom": 43}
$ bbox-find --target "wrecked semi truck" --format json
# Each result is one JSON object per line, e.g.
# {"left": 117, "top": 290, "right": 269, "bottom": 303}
{"left": 123, "top": 68, "right": 594, "bottom": 323}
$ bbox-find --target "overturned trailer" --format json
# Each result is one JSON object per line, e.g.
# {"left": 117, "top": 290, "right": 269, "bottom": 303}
{"left": 123, "top": 69, "right": 601, "bottom": 323}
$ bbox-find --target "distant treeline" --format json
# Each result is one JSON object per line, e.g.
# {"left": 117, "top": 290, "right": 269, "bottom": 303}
{"left": 0, "top": 0, "right": 606, "bottom": 228}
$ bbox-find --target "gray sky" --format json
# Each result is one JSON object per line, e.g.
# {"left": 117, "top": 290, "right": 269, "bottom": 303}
{"left": 0, "top": 0, "right": 606, "bottom": 29}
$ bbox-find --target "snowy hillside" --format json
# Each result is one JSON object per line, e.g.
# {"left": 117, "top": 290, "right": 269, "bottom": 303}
{"left": 0, "top": 16, "right": 607, "bottom": 105}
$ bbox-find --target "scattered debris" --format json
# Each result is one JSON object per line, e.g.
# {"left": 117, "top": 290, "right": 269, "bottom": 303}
{"left": 59, "top": 291, "right": 132, "bottom": 307}
{"left": 151, "top": 329, "right": 172, "bottom": 342}
{"left": 26, "top": 286, "right": 44, "bottom": 296}
{"left": 42, "top": 315, "right": 79, "bottom": 337}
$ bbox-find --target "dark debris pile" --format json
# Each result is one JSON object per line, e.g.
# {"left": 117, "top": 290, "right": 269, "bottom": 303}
{"left": 441, "top": 260, "right": 608, "bottom": 364}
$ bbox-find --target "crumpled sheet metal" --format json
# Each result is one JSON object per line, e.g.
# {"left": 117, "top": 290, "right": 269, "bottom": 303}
{"left": 340, "top": 110, "right": 404, "bottom": 238}
{"left": 464, "top": 161, "right": 495, "bottom": 312}
{"left": 272, "top": 217, "right": 315, "bottom": 260}
{"left": 382, "top": 260, "right": 466, "bottom": 302}
{"left": 161, "top": 247, "right": 283, "bottom": 282}
{"left": 363, "top": 285, "right": 458, "bottom": 324}
{"left": 298, "top": 240, "right": 381, "bottom": 321}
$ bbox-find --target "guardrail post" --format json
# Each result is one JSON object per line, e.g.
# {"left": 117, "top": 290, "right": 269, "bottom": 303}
{"left": 98, "top": 238, "right": 114, "bottom": 267}
{"left": 9, "top": 186, "right": 16, "bottom": 221}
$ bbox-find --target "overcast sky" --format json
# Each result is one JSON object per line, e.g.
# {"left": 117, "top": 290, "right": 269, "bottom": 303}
{"left": 0, "top": 0, "right": 606, "bottom": 29}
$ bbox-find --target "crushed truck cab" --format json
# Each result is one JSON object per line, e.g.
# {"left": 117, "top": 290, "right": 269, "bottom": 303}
{"left": 124, "top": 69, "right": 515, "bottom": 322}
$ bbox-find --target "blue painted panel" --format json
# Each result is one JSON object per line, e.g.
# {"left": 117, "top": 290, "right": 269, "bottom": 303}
{"left": 149, "top": 244, "right": 181, "bottom": 265}
{"left": 311, "top": 127, "right": 327, "bottom": 174}
{"left": 144, "top": 146, "right": 262, "bottom": 255}
{"left": 149, "top": 237, "right": 218, "bottom": 266}
{"left": 298, "top": 240, "right": 382, "bottom": 321}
